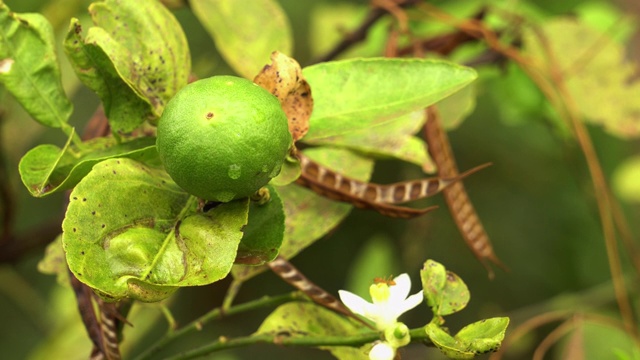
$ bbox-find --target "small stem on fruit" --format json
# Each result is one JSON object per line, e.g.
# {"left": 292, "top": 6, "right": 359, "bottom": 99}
{"left": 250, "top": 187, "right": 270, "bottom": 205}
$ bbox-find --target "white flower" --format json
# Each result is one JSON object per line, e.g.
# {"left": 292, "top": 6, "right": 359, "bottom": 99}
{"left": 369, "top": 341, "right": 396, "bottom": 360}
{"left": 338, "top": 273, "right": 423, "bottom": 331}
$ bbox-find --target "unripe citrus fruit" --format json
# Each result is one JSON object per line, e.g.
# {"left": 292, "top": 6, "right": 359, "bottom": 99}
{"left": 156, "top": 76, "right": 292, "bottom": 202}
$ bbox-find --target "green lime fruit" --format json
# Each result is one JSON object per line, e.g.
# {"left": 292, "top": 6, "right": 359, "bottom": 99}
{"left": 156, "top": 76, "right": 292, "bottom": 202}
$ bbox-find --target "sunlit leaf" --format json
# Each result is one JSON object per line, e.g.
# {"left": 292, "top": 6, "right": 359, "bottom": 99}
{"left": 302, "top": 58, "right": 477, "bottom": 140}
{"left": 235, "top": 185, "right": 285, "bottom": 265}
{"left": 191, "top": 0, "right": 292, "bottom": 79}
{"left": 455, "top": 317, "right": 509, "bottom": 354}
{"left": 19, "top": 135, "right": 158, "bottom": 197}
{"left": 0, "top": 3, "right": 72, "bottom": 128}
{"left": 305, "top": 110, "right": 435, "bottom": 173}
{"left": 63, "top": 158, "right": 249, "bottom": 302}
{"left": 524, "top": 18, "right": 640, "bottom": 138}
{"left": 425, "top": 323, "right": 474, "bottom": 359}
{"left": 421, "top": 259, "right": 470, "bottom": 317}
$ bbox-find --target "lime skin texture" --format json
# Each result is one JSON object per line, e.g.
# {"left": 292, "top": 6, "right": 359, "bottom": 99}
{"left": 156, "top": 75, "right": 292, "bottom": 202}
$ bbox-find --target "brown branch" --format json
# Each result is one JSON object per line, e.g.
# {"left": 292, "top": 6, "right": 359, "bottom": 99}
{"left": 312, "top": 0, "right": 419, "bottom": 64}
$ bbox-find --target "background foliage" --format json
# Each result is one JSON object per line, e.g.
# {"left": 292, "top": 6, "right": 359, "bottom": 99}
{"left": 1, "top": 0, "right": 639, "bottom": 359}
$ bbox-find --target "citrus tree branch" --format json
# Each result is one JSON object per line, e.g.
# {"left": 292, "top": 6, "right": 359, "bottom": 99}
{"left": 134, "top": 292, "right": 304, "bottom": 360}
{"left": 162, "top": 327, "right": 431, "bottom": 360}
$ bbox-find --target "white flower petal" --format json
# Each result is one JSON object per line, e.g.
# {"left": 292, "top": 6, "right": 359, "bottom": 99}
{"left": 369, "top": 342, "right": 396, "bottom": 360}
{"left": 338, "top": 290, "right": 371, "bottom": 316}
{"left": 390, "top": 273, "right": 411, "bottom": 303}
{"left": 397, "top": 291, "right": 424, "bottom": 316}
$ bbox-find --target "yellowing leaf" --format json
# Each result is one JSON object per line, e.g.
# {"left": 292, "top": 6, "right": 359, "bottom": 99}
{"left": 524, "top": 18, "right": 640, "bottom": 138}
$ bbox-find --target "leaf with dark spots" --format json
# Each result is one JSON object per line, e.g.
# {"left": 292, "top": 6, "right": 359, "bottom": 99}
{"left": 19, "top": 134, "right": 158, "bottom": 197}
{"left": 64, "top": 18, "right": 154, "bottom": 133}
{"left": 254, "top": 51, "right": 313, "bottom": 142}
{"left": 421, "top": 259, "right": 469, "bottom": 317}
{"left": 64, "top": 0, "right": 190, "bottom": 130}
{"left": 257, "top": 302, "right": 368, "bottom": 358}
{"left": 63, "top": 158, "right": 249, "bottom": 302}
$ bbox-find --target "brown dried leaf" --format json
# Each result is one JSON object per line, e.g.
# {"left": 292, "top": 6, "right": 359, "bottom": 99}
{"left": 295, "top": 152, "right": 441, "bottom": 219}
{"left": 268, "top": 256, "right": 372, "bottom": 328}
{"left": 425, "top": 106, "right": 506, "bottom": 278}
{"left": 254, "top": 51, "right": 312, "bottom": 141}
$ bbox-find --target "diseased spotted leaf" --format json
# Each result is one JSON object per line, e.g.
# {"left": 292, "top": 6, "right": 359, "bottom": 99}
{"left": 63, "top": 158, "right": 249, "bottom": 302}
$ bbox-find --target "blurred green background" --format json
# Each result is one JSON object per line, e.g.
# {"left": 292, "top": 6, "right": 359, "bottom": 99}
{"left": 1, "top": 0, "right": 639, "bottom": 359}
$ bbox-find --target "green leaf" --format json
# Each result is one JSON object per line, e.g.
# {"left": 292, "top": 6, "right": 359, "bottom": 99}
{"left": 257, "top": 302, "right": 367, "bottom": 359}
{"left": 425, "top": 323, "right": 475, "bottom": 359}
{"left": 191, "top": 0, "right": 292, "bottom": 79}
{"left": 305, "top": 110, "right": 435, "bottom": 173}
{"left": 302, "top": 58, "right": 477, "bottom": 141}
{"left": 63, "top": 158, "right": 249, "bottom": 301}
{"left": 270, "top": 155, "right": 301, "bottom": 186}
{"left": 421, "top": 259, "right": 470, "bottom": 317}
{"left": 65, "top": 0, "right": 190, "bottom": 131}
{"left": 524, "top": 18, "right": 640, "bottom": 138}
{"left": 437, "top": 82, "right": 476, "bottom": 130}
{"left": 37, "top": 235, "right": 69, "bottom": 287}
{"left": 258, "top": 301, "right": 361, "bottom": 335}
{"left": 0, "top": 3, "right": 73, "bottom": 128}
{"left": 455, "top": 317, "right": 509, "bottom": 354}
{"left": 19, "top": 135, "right": 158, "bottom": 197}
{"left": 235, "top": 185, "right": 285, "bottom": 265}
{"left": 64, "top": 19, "right": 152, "bottom": 133}
{"left": 232, "top": 147, "right": 373, "bottom": 281}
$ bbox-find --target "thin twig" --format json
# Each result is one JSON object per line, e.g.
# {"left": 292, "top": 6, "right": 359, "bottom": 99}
{"left": 311, "top": 0, "right": 419, "bottom": 64}
{"left": 134, "top": 292, "right": 303, "bottom": 360}
{"left": 162, "top": 327, "right": 431, "bottom": 360}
